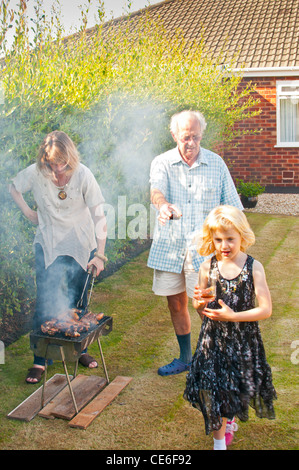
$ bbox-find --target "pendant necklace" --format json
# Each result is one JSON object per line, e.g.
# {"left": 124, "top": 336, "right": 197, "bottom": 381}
{"left": 56, "top": 176, "right": 70, "bottom": 200}
{"left": 57, "top": 187, "right": 67, "bottom": 200}
{"left": 219, "top": 264, "right": 249, "bottom": 294}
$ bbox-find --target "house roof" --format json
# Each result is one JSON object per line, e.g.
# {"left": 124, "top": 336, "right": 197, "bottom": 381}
{"left": 95, "top": 0, "right": 299, "bottom": 72}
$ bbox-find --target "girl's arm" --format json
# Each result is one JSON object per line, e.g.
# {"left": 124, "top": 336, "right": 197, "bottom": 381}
{"left": 87, "top": 203, "right": 107, "bottom": 276}
{"left": 9, "top": 183, "right": 38, "bottom": 225}
{"left": 203, "top": 260, "right": 272, "bottom": 322}
{"left": 192, "top": 260, "right": 211, "bottom": 315}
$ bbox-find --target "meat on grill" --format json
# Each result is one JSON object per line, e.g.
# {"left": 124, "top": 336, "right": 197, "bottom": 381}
{"left": 58, "top": 308, "right": 81, "bottom": 321}
{"left": 40, "top": 312, "right": 104, "bottom": 337}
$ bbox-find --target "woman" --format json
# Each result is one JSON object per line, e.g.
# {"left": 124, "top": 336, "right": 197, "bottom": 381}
{"left": 10, "top": 131, "right": 107, "bottom": 383}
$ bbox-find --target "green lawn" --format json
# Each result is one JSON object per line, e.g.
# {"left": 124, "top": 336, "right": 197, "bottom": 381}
{"left": 0, "top": 213, "right": 298, "bottom": 450}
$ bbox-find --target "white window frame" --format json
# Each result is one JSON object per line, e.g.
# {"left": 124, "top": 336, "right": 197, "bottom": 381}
{"left": 276, "top": 80, "right": 299, "bottom": 147}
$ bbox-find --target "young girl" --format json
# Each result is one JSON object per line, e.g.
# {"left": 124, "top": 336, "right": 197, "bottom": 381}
{"left": 184, "top": 205, "right": 276, "bottom": 450}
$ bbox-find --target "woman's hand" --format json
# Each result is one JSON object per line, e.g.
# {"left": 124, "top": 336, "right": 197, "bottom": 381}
{"left": 203, "top": 299, "right": 235, "bottom": 321}
{"left": 9, "top": 184, "right": 39, "bottom": 225}
{"left": 87, "top": 256, "right": 104, "bottom": 277}
{"left": 24, "top": 207, "right": 39, "bottom": 225}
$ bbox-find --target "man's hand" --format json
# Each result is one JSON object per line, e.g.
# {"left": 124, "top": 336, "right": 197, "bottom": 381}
{"left": 151, "top": 189, "right": 182, "bottom": 225}
{"left": 158, "top": 203, "right": 182, "bottom": 225}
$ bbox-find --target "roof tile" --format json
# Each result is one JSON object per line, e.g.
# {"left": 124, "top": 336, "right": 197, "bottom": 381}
{"left": 125, "top": 0, "right": 299, "bottom": 68}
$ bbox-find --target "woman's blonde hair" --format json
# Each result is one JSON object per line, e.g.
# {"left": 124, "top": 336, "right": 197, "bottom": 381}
{"left": 197, "top": 205, "right": 255, "bottom": 256}
{"left": 37, "top": 131, "right": 80, "bottom": 177}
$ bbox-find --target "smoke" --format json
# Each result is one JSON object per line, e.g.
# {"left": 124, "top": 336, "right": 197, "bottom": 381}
{"left": 79, "top": 95, "right": 168, "bottom": 191}
{"left": 75, "top": 95, "right": 171, "bottom": 239}
{"left": 0, "top": 92, "right": 172, "bottom": 325}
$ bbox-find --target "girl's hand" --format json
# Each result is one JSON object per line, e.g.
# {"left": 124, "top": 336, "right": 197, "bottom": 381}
{"left": 203, "top": 299, "right": 235, "bottom": 321}
{"left": 193, "top": 284, "right": 211, "bottom": 301}
{"left": 193, "top": 284, "right": 215, "bottom": 307}
{"left": 193, "top": 284, "right": 201, "bottom": 299}
{"left": 192, "top": 297, "right": 207, "bottom": 311}
{"left": 87, "top": 257, "right": 104, "bottom": 277}
{"left": 192, "top": 284, "right": 210, "bottom": 319}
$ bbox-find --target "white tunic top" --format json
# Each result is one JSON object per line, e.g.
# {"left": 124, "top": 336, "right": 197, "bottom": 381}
{"left": 12, "top": 163, "right": 105, "bottom": 270}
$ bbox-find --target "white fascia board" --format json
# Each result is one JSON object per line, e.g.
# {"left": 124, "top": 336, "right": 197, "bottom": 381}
{"left": 233, "top": 67, "right": 299, "bottom": 77}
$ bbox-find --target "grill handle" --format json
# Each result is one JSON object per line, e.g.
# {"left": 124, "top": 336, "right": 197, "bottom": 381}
{"left": 77, "top": 265, "right": 97, "bottom": 308}
{"left": 87, "top": 265, "right": 97, "bottom": 307}
{"left": 88, "top": 264, "right": 97, "bottom": 277}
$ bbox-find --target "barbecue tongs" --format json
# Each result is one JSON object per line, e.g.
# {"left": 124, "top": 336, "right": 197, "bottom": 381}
{"left": 77, "top": 264, "right": 97, "bottom": 310}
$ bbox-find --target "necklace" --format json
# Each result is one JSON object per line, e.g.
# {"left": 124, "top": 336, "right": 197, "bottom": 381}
{"left": 57, "top": 187, "right": 67, "bottom": 200}
{"left": 219, "top": 264, "right": 249, "bottom": 294}
{"left": 55, "top": 176, "right": 70, "bottom": 200}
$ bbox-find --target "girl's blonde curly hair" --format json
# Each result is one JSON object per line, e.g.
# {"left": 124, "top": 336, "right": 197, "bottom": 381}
{"left": 197, "top": 205, "right": 255, "bottom": 256}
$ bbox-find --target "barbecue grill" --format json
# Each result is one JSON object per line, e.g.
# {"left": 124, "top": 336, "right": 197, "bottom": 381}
{"left": 30, "top": 315, "right": 112, "bottom": 362}
{"left": 30, "top": 315, "right": 112, "bottom": 414}
{"left": 30, "top": 267, "right": 112, "bottom": 414}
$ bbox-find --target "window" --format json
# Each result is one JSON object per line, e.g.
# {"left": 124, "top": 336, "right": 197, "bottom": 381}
{"left": 276, "top": 81, "right": 299, "bottom": 147}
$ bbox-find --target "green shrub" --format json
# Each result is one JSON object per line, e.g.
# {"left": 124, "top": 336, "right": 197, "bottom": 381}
{"left": 236, "top": 179, "right": 266, "bottom": 198}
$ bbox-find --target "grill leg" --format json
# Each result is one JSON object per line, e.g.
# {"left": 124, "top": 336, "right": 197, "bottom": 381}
{"left": 97, "top": 337, "right": 109, "bottom": 384}
{"left": 41, "top": 358, "right": 48, "bottom": 409}
{"left": 60, "top": 346, "right": 78, "bottom": 415}
{"left": 41, "top": 343, "right": 49, "bottom": 409}
{"left": 73, "top": 360, "right": 78, "bottom": 378}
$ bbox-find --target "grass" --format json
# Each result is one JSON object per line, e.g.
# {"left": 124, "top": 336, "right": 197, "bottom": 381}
{"left": 0, "top": 213, "right": 298, "bottom": 450}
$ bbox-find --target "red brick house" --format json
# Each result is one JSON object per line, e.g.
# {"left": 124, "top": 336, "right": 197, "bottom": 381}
{"left": 102, "top": 0, "right": 299, "bottom": 191}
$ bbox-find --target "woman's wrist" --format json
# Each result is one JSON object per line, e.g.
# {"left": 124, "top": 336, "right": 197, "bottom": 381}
{"left": 94, "top": 251, "right": 108, "bottom": 263}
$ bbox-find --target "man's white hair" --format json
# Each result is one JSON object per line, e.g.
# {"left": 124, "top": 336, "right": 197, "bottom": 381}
{"left": 170, "top": 110, "right": 207, "bottom": 138}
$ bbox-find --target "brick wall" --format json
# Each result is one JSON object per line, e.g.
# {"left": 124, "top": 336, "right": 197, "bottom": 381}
{"left": 223, "top": 76, "right": 299, "bottom": 192}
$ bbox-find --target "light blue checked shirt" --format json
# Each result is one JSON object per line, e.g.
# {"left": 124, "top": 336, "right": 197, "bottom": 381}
{"left": 147, "top": 146, "right": 243, "bottom": 273}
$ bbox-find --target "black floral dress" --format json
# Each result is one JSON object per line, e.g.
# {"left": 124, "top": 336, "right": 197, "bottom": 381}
{"left": 184, "top": 255, "right": 276, "bottom": 435}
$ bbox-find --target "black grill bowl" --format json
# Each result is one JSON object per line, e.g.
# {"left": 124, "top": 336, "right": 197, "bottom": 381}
{"left": 30, "top": 315, "right": 113, "bottom": 362}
